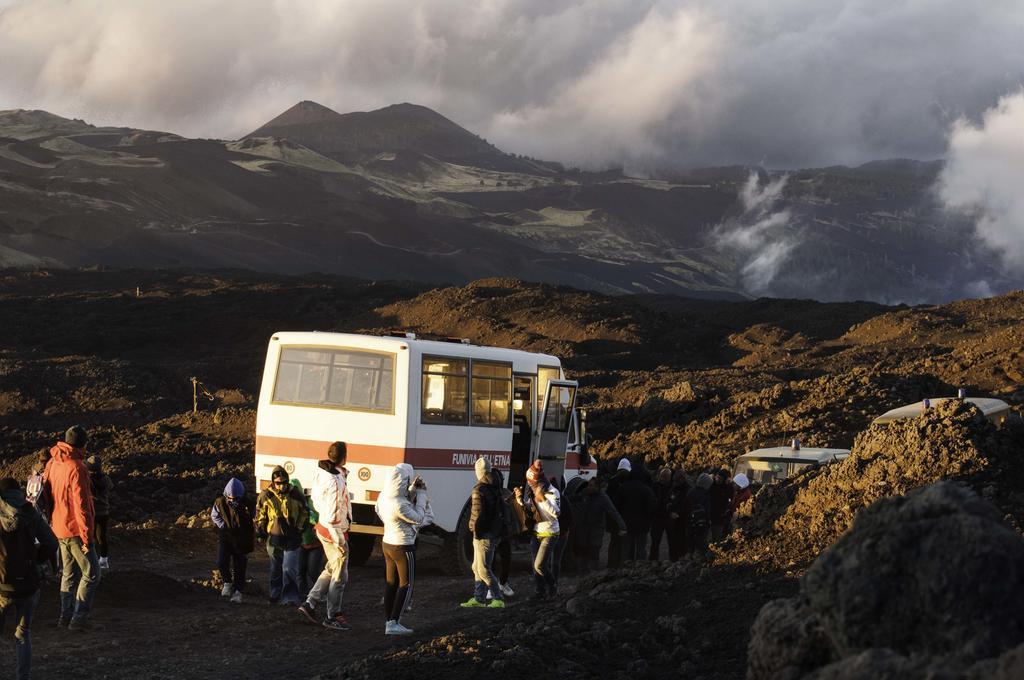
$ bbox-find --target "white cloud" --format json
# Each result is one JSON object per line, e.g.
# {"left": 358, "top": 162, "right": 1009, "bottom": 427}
{"left": 713, "top": 173, "right": 797, "bottom": 294}
{"left": 939, "top": 91, "right": 1024, "bottom": 276}
{"left": 1, "top": 0, "right": 1023, "bottom": 168}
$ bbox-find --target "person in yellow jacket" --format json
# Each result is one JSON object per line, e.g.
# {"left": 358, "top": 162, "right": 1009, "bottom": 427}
{"left": 256, "top": 466, "right": 308, "bottom": 605}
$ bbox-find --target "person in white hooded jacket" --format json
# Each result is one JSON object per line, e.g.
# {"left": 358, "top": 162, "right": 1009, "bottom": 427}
{"left": 374, "top": 463, "right": 429, "bottom": 635}
{"left": 298, "top": 442, "right": 352, "bottom": 631}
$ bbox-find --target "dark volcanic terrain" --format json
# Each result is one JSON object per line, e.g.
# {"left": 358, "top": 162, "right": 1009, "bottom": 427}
{"left": 2, "top": 103, "right": 1017, "bottom": 302}
{"left": 0, "top": 268, "right": 1022, "bottom": 679}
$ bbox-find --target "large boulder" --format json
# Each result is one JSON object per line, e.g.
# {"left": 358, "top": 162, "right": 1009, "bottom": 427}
{"left": 748, "top": 482, "right": 1024, "bottom": 679}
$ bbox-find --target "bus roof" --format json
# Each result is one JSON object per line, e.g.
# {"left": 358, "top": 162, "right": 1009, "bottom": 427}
{"left": 736, "top": 447, "right": 851, "bottom": 463}
{"left": 269, "top": 331, "right": 562, "bottom": 366}
{"left": 872, "top": 397, "right": 1011, "bottom": 425}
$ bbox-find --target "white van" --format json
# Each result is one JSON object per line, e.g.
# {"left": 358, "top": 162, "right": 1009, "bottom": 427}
{"left": 872, "top": 397, "right": 1012, "bottom": 427}
{"left": 733, "top": 446, "right": 851, "bottom": 485}
{"left": 254, "top": 331, "right": 594, "bottom": 572}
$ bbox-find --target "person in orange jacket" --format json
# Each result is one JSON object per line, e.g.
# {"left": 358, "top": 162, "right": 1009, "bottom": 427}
{"left": 43, "top": 425, "right": 100, "bottom": 630}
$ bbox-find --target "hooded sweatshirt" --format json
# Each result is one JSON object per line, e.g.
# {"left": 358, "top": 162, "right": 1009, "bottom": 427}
{"left": 211, "top": 478, "right": 255, "bottom": 554}
{"left": 45, "top": 441, "right": 95, "bottom": 544}
{"left": 290, "top": 479, "right": 319, "bottom": 547}
{"left": 374, "top": 464, "right": 428, "bottom": 546}
{"left": 0, "top": 488, "right": 58, "bottom": 598}
{"left": 312, "top": 460, "right": 351, "bottom": 544}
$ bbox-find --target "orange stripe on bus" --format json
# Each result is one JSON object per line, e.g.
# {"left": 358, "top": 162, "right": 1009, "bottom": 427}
{"left": 254, "top": 435, "right": 515, "bottom": 469}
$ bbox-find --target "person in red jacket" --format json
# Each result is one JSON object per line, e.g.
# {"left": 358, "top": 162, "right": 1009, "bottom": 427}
{"left": 44, "top": 425, "right": 100, "bottom": 630}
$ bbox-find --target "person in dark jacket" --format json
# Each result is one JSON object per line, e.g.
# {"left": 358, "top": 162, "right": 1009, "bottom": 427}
{"left": 256, "top": 466, "right": 309, "bottom": 605}
{"left": 613, "top": 466, "right": 658, "bottom": 561}
{"left": 604, "top": 458, "right": 631, "bottom": 568}
{"left": 291, "top": 478, "right": 323, "bottom": 599}
{"left": 649, "top": 467, "right": 673, "bottom": 560}
{"left": 687, "top": 473, "right": 713, "bottom": 562}
{"left": 551, "top": 475, "right": 574, "bottom": 592}
{"left": 709, "top": 468, "right": 734, "bottom": 542}
{"left": 571, "top": 477, "right": 625, "bottom": 575}
{"left": 86, "top": 456, "right": 113, "bottom": 571}
{"left": 489, "top": 468, "right": 520, "bottom": 600}
{"left": 0, "top": 477, "right": 58, "bottom": 680}
{"left": 666, "top": 470, "right": 691, "bottom": 561}
{"left": 211, "top": 478, "right": 254, "bottom": 604}
{"left": 461, "top": 458, "right": 504, "bottom": 608}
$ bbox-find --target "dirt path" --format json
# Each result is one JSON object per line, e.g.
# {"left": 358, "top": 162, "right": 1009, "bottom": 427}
{"left": 23, "top": 531, "right": 552, "bottom": 680}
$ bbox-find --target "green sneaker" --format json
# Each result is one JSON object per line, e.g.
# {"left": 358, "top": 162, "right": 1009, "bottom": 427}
{"left": 459, "top": 597, "right": 487, "bottom": 608}
{"left": 488, "top": 599, "right": 506, "bottom": 608}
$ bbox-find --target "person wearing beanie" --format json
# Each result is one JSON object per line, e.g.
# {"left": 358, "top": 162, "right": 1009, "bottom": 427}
{"left": 45, "top": 425, "right": 99, "bottom": 630}
{"left": 605, "top": 457, "right": 632, "bottom": 569}
{"left": 86, "top": 456, "right": 114, "bottom": 570}
{"left": 461, "top": 457, "right": 505, "bottom": 609}
{"left": 515, "top": 460, "right": 560, "bottom": 600}
{"left": 212, "top": 478, "right": 254, "bottom": 603}
{"left": 725, "top": 473, "right": 753, "bottom": 536}
{"left": 291, "top": 478, "right": 324, "bottom": 599}
{"left": 256, "top": 466, "right": 308, "bottom": 606}
{"left": 686, "top": 473, "right": 713, "bottom": 562}
{"left": 611, "top": 463, "right": 657, "bottom": 561}
{"left": 299, "top": 441, "right": 353, "bottom": 631}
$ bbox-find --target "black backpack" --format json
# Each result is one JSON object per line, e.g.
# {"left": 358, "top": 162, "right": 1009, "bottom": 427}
{"left": 689, "top": 504, "right": 709, "bottom": 531}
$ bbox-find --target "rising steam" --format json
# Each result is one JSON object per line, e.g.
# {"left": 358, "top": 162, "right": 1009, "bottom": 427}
{"left": 713, "top": 173, "right": 797, "bottom": 295}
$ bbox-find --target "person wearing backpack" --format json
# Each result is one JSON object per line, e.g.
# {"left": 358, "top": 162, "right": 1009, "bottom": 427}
{"left": 488, "top": 468, "right": 521, "bottom": 600}
{"left": 0, "top": 476, "right": 58, "bottom": 680}
{"left": 687, "top": 473, "right": 713, "bottom": 562}
{"left": 461, "top": 458, "right": 505, "bottom": 609}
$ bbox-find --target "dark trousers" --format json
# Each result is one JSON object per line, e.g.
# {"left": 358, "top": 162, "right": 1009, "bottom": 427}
{"left": 625, "top": 530, "right": 648, "bottom": 561}
{"left": 299, "top": 544, "right": 325, "bottom": 597}
{"left": 496, "top": 537, "right": 511, "bottom": 584}
{"left": 95, "top": 515, "right": 110, "bottom": 558}
{"left": 217, "top": 539, "right": 248, "bottom": 593}
{"left": 577, "top": 544, "right": 601, "bottom": 575}
{"left": 649, "top": 518, "right": 668, "bottom": 560}
{"left": 552, "top": 530, "right": 571, "bottom": 588}
{"left": 531, "top": 536, "right": 556, "bottom": 596}
{"left": 667, "top": 520, "right": 688, "bottom": 561}
{"left": 690, "top": 526, "right": 709, "bottom": 560}
{"left": 383, "top": 542, "right": 416, "bottom": 624}
{"left": 607, "top": 531, "right": 624, "bottom": 569}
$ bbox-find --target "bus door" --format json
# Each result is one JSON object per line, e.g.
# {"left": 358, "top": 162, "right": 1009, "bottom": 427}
{"left": 509, "top": 375, "right": 534, "bottom": 489}
{"left": 535, "top": 379, "right": 578, "bottom": 483}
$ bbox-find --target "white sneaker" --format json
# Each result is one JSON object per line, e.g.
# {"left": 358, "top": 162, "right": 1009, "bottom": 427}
{"left": 99, "top": 557, "right": 110, "bottom": 570}
{"left": 385, "top": 620, "right": 413, "bottom": 635}
{"left": 500, "top": 582, "right": 514, "bottom": 597}
{"left": 230, "top": 591, "right": 243, "bottom": 604}
{"left": 221, "top": 584, "right": 234, "bottom": 597}
{"left": 486, "top": 589, "right": 495, "bottom": 600}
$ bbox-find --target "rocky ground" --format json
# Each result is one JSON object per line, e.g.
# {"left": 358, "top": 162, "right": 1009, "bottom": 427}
{"left": 1, "top": 268, "right": 1022, "bottom": 679}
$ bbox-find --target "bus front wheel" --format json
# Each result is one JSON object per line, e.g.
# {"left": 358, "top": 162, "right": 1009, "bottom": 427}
{"left": 439, "top": 501, "right": 473, "bottom": 577}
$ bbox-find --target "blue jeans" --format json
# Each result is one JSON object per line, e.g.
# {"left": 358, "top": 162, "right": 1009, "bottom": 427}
{"left": 217, "top": 539, "right": 248, "bottom": 593}
{"left": 267, "top": 544, "right": 301, "bottom": 604}
{"left": 471, "top": 537, "right": 501, "bottom": 602}
{"left": 531, "top": 535, "right": 557, "bottom": 596}
{"left": 58, "top": 538, "right": 100, "bottom": 621}
{"left": 0, "top": 591, "right": 38, "bottom": 680}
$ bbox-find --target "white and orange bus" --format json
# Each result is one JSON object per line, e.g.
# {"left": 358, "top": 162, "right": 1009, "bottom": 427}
{"left": 254, "top": 331, "right": 594, "bottom": 572}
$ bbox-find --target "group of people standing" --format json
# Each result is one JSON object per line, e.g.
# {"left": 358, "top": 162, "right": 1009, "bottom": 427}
{"left": 0, "top": 425, "right": 114, "bottom": 680}
{"left": 600, "top": 459, "right": 751, "bottom": 567}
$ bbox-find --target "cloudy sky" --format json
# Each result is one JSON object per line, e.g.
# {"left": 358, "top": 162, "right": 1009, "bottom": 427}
{"left": 1, "top": 0, "right": 1023, "bottom": 170}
